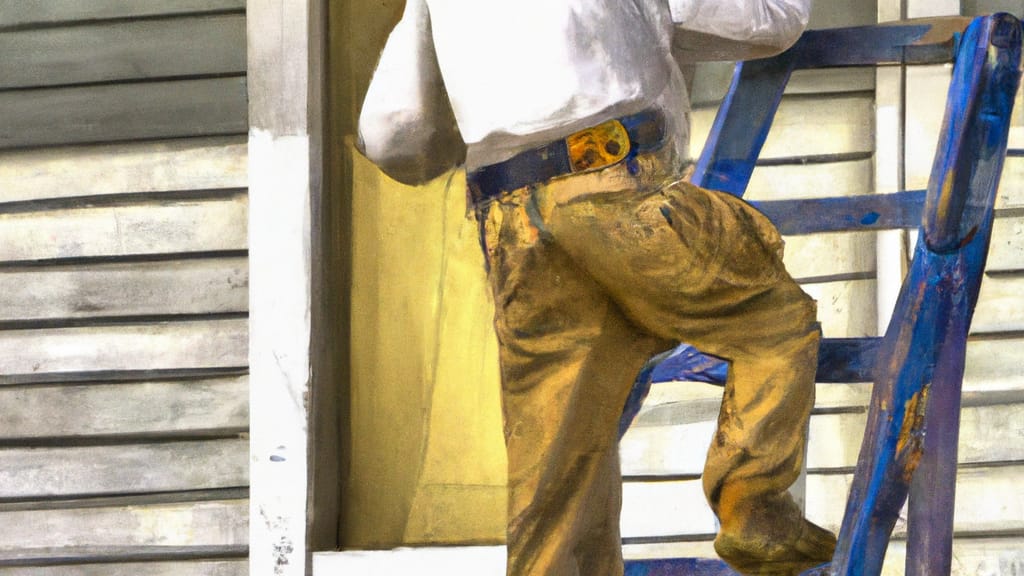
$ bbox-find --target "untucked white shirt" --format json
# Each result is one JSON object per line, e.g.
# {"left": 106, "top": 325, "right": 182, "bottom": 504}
{"left": 358, "top": 0, "right": 811, "bottom": 182}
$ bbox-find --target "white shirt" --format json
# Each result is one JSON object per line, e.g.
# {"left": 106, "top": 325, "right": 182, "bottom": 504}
{"left": 358, "top": 0, "right": 811, "bottom": 184}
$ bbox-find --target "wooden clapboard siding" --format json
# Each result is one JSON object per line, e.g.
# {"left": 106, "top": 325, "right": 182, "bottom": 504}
{"left": 0, "top": 498, "right": 247, "bottom": 557}
{"left": 962, "top": 338, "right": 1024, "bottom": 391}
{"left": 998, "top": 158, "right": 1024, "bottom": 206}
{"left": 0, "top": 7, "right": 250, "bottom": 573}
{"left": 807, "top": 0, "right": 879, "bottom": 28}
{"left": 0, "top": 440, "right": 248, "bottom": 500}
{"left": 808, "top": 395, "right": 1024, "bottom": 470}
{"left": 806, "top": 465, "right": 1024, "bottom": 535}
{"left": 1, "top": 257, "right": 246, "bottom": 321}
{"left": 621, "top": 465, "right": 1024, "bottom": 540}
{"left": 972, "top": 274, "right": 1024, "bottom": 333}
{"left": 689, "top": 66, "right": 875, "bottom": 108}
{"left": 0, "top": 377, "right": 248, "bottom": 440}
{"left": 0, "top": 319, "right": 248, "bottom": 384}
{"left": 0, "top": 258, "right": 247, "bottom": 323}
{"left": 787, "top": 68, "right": 876, "bottom": 95}
{"left": 0, "top": 194, "right": 247, "bottom": 263}
{"left": 987, "top": 214, "right": 1024, "bottom": 270}
{"left": 0, "top": 14, "right": 245, "bottom": 89}
{"left": 747, "top": 158, "right": 875, "bottom": 200}
{"left": 0, "top": 1, "right": 245, "bottom": 30}
{"left": 0, "top": 77, "right": 247, "bottom": 150}
{"left": 621, "top": 388, "right": 1024, "bottom": 477}
{"left": 691, "top": 93, "right": 874, "bottom": 161}
{"left": 878, "top": 539, "right": 1024, "bottom": 576}
{"left": 0, "top": 137, "right": 247, "bottom": 205}
{"left": 0, "top": 560, "right": 249, "bottom": 576}
{"left": 811, "top": 339, "right": 1024, "bottom": 401}
{"left": 782, "top": 232, "right": 876, "bottom": 282}
{"left": 802, "top": 279, "right": 878, "bottom": 338}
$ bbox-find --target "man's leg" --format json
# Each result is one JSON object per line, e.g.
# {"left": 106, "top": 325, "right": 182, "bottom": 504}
{"left": 481, "top": 192, "right": 668, "bottom": 576}
{"left": 698, "top": 280, "right": 836, "bottom": 575}
{"left": 542, "top": 178, "right": 836, "bottom": 575}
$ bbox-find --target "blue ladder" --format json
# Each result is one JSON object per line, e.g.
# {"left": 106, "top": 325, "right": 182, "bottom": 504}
{"left": 620, "top": 13, "right": 1022, "bottom": 576}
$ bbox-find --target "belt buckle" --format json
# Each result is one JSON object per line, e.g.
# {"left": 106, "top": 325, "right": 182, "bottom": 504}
{"left": 566, "top": 119, "right": 630, "bottom": 173}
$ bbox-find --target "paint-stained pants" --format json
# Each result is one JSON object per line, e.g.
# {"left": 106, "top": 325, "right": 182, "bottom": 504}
{"left": 478, "top": 148, "right": 821, "bottom": 576}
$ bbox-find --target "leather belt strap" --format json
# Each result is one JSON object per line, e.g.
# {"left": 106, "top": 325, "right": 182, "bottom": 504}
{"left": 467, "top": 109, "right": 666, "bottom": 205}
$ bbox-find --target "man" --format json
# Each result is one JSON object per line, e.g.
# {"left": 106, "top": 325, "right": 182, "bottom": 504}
{"left": 358, "top": 1, "right": 837, "bottom": 574}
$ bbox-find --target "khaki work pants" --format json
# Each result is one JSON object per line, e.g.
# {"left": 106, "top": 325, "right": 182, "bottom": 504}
{"left": 478, "top": 148, "right": 820, "bottom": 576}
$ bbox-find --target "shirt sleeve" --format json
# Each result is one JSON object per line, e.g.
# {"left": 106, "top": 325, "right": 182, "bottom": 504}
{"left": 668, "top": 0, "right": 811, "bottom": 63}
{"left": 357, "top": 0, "right": 465, "bottom": 185}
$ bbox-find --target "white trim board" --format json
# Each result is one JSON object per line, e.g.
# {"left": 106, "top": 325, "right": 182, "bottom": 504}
{"left": 314, "top": 547, "right": 506, "bottom": 575}
{"left": 314, "top": 540, "right": 1024, "bottom": 576}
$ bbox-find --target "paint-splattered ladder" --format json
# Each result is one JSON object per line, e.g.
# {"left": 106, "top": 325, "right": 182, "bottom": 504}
{"left": 620, "top": 13, "right": 1022, "bottom": 576}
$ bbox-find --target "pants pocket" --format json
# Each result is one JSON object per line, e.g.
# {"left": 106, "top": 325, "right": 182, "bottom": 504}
{"left": 661, "top": 181, "right": 786, "bottom": 294}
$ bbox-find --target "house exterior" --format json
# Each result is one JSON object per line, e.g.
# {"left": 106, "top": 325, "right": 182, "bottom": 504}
{"left": 0, "top": 0, "right": 1021, "bottom": 575}
{"left": 0, "top": 2, "right": 249, "bottom": 574}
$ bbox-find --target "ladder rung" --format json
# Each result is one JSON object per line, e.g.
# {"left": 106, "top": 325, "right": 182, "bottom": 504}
{"left": 753, "top": 191, "right": 926, "bottom": 235}
{"left": 645, "top": 338, "right": 879, "bottom": 387}
{"left": 624, "top": 557, "right": 740, "bottom": 575}
{"left": 817, "top": 337, "right": 880, "bottom": 383}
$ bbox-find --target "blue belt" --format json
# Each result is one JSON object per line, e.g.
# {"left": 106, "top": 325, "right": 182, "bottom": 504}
{"left": 467, "top": 109, "right": 666, "bottom": 205}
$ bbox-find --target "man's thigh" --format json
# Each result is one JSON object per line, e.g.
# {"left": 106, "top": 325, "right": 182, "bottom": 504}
{"left": 541, "top": 180, "right": 799, "bottom": 349}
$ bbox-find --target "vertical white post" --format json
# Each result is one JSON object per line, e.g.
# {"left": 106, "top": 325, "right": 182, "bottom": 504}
{"left": 875, "top": 64, "right": 906, "bottom": 335}
{"left": 248, "top": 0, "right": 327, "bottom": 574}
{"left": 876, "top": 0, "right": 961, "bottom": 334}
{"left": 907, "top": 0, "right": 960, "bottom": 18}
{"left": 875, "top": 0, "right": 906, "bottom": 335}
{"left": 876, "top": 0, "right": 962, "bottom": 335}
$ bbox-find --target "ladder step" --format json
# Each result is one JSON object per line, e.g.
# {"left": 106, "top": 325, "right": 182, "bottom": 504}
{"left": 624, "top": 558, "right": 739, "bottom": 576}
{"left": 753, "top": 190, "right": 926, "bottom": 235}
{"left": 816, "top": 337, "right": 880, "bottom": 382}
{"left": 645, "top": 338, "right": 880, "bottom": 387}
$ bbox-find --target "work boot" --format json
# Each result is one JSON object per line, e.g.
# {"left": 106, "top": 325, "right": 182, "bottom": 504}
{"left": 713, "top": 492, "right": 836, "bottom": 576}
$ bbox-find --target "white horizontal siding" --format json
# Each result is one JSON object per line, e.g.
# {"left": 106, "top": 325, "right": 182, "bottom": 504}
{"left": 0, "top": 319, "right": 248, "bottom": 383}
{"left": 0, "top": 499, "right": 248, "bottom": 557}
{"left": 0, "top": 136, "right": 247, "bottom": 205}
{"left": 0, "top": 440, "right": 249, "bottom": 499}
{"left": 0, "top": 14, "right": 245, "bottom": 89}
{"left": 0, "top": 376, "right": 248, "bottom": 439}
{"left": 0, "top": 4, "right": 250, "bottom": 570}
{"left": 0, "top": 1, "right": 245, "bottom": 29}
{"left": 0, "top": 560, "right": 249, "bottom": 576}
{"left": 0, "top": 258, "right": 248, "bottom": 322}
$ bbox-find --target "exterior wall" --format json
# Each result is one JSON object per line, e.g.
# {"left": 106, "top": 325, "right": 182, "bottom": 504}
{"left": 0, "top": 2, "right": 249, "bottom": 574}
